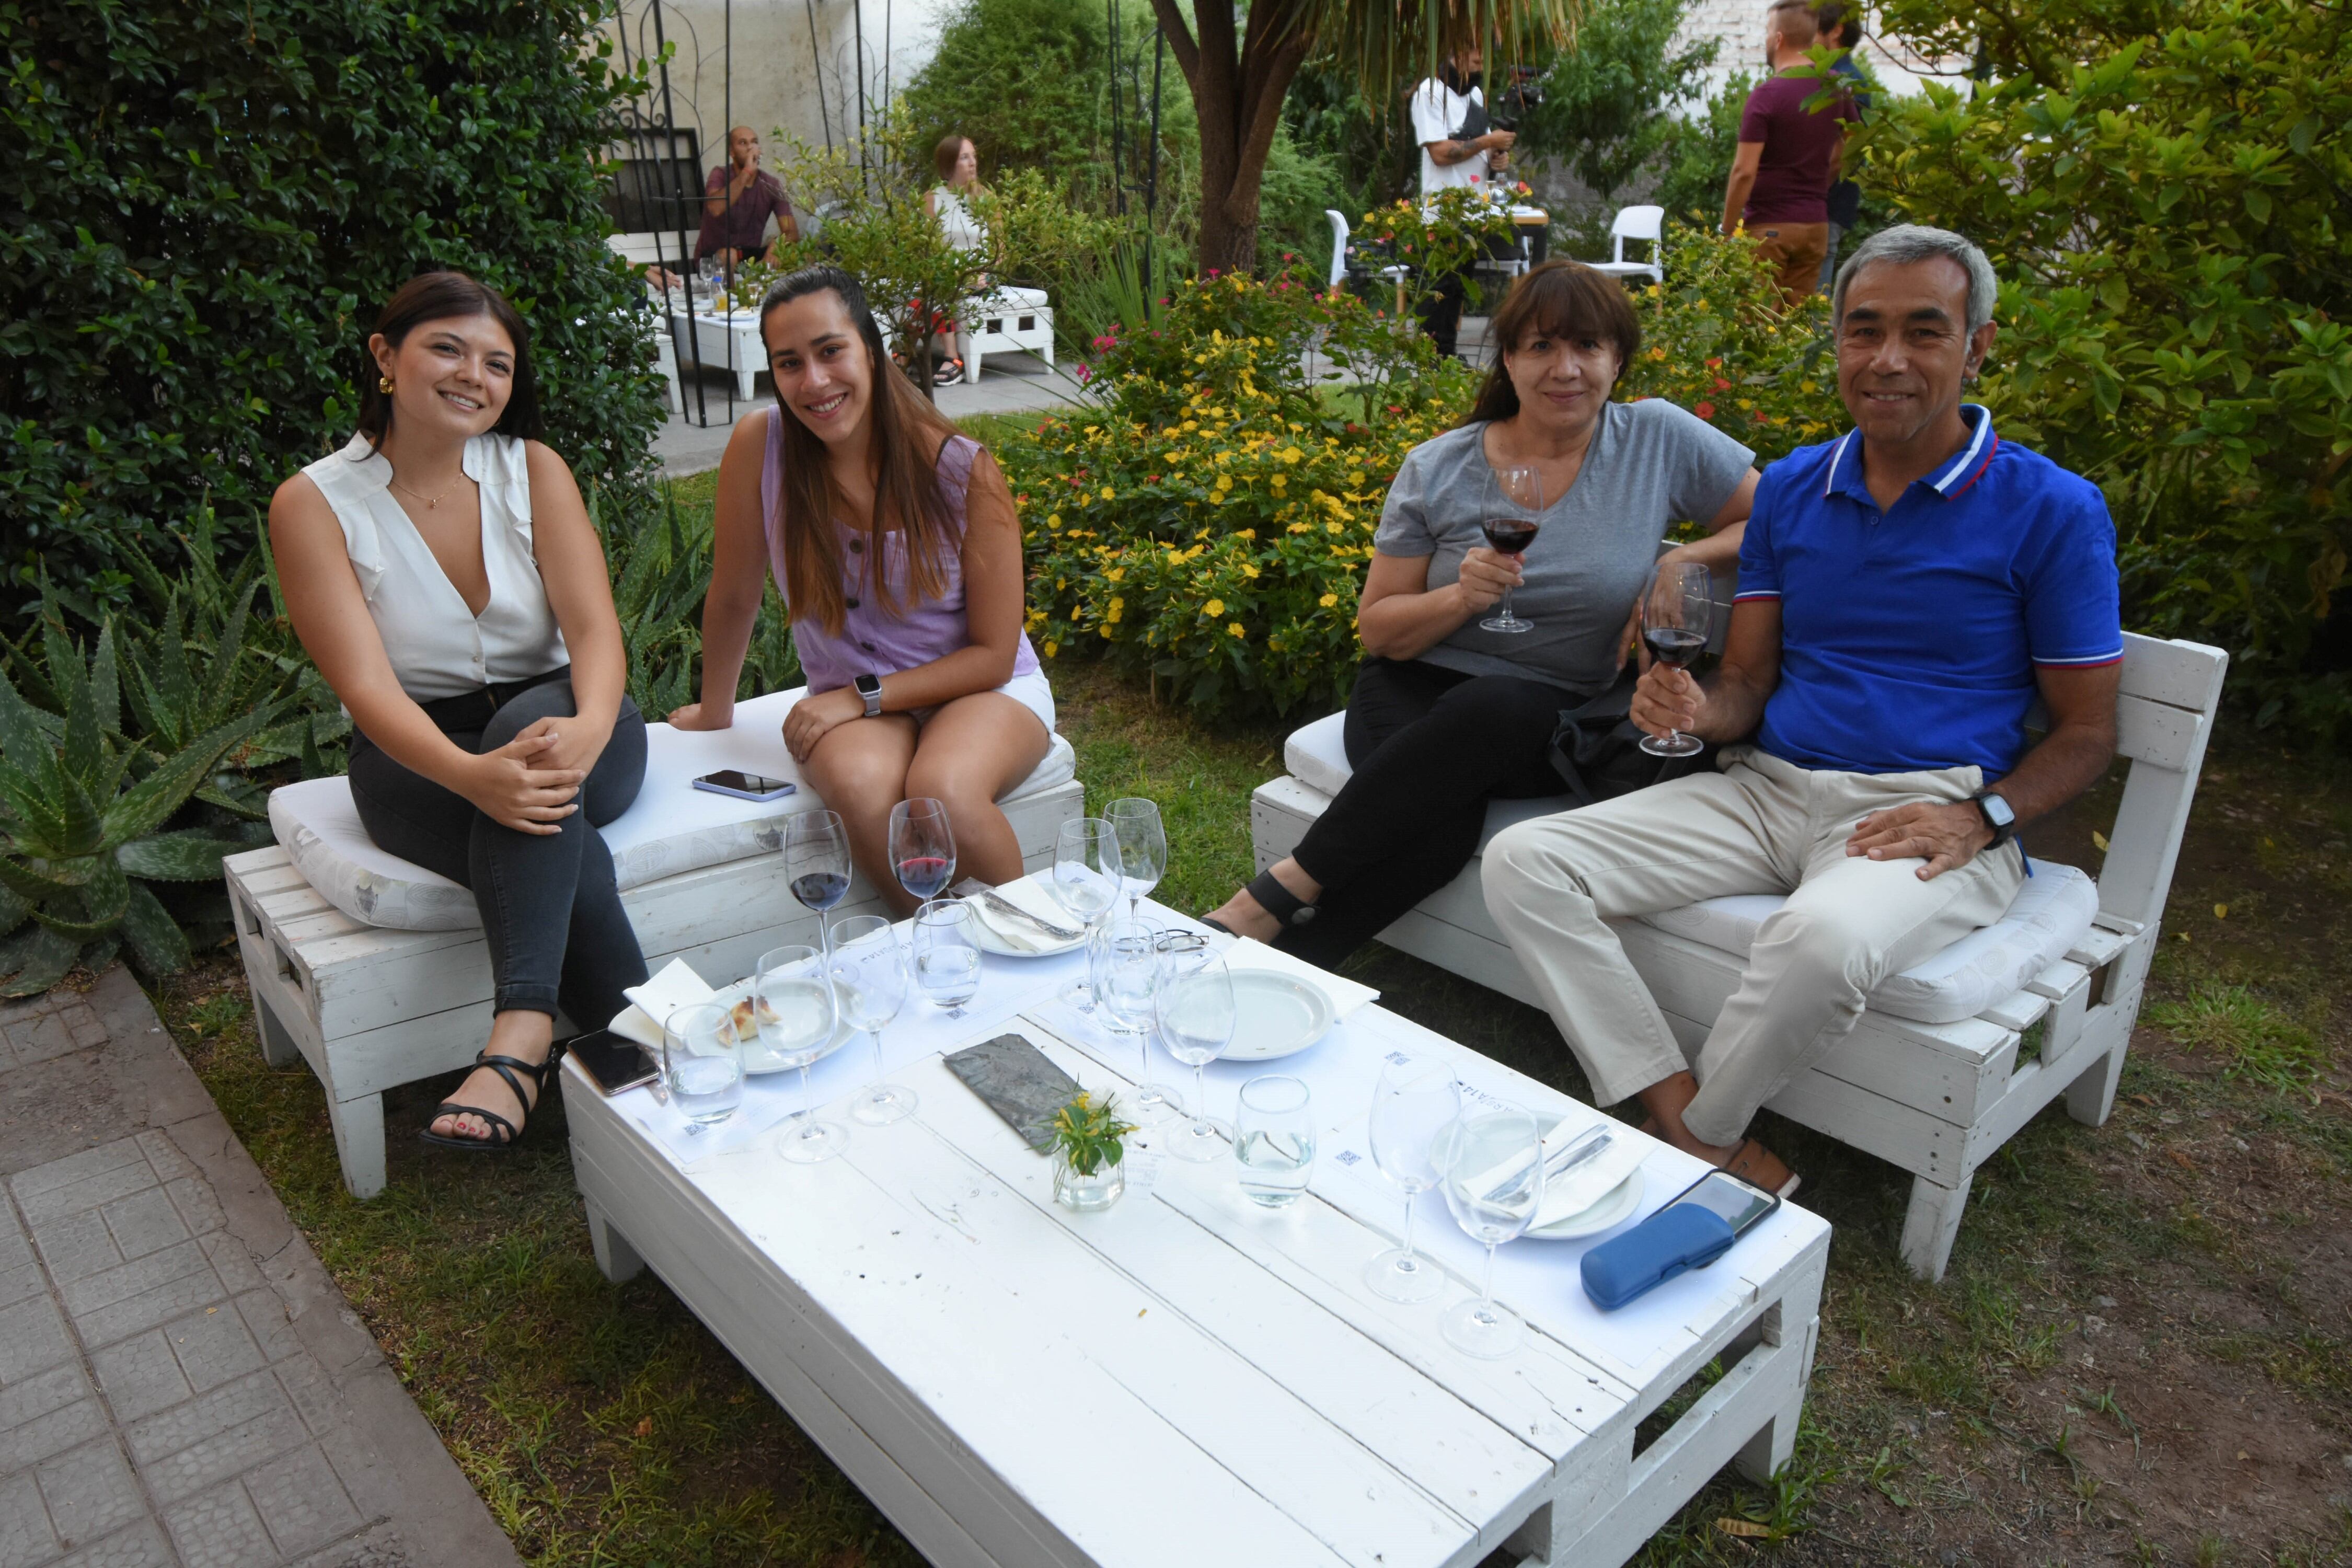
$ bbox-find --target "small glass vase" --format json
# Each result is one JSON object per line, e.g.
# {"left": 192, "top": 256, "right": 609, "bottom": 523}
{"left": 1052, "top": 1148, "right": 1126, "bottom": 1212}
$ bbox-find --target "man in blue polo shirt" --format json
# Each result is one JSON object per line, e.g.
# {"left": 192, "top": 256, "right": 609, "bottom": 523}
{"left": 1482, "top": 225, "right": 2122, "bottom": 1196}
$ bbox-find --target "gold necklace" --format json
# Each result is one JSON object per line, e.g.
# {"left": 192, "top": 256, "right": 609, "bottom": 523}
{"left": 390, "top": 474, "right": 457, "bottom": 511}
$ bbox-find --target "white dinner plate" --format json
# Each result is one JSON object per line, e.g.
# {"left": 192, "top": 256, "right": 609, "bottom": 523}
{"left": 705, "top": 980, "right": 859, "bottom": 1074}
{"left": 1525, "top": 1168, "right": 1646, "bottom": 1241}
{"left": 1223, "top": 972, "right": 1336, "bottom": 1062}
{"left": 964, "top": 901, "right": 1086, "bottom": 958}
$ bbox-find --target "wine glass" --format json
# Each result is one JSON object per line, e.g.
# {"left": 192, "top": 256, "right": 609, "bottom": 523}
{"left": 1156, "top": 955, "right": 1236, "bottom": 1163}
{"left": 1363, "top": 1058, "right": 1462, "bottom": 1304}
{"left": 1050, "top": 818, "right": 1122, "bottom": 1010}
{"left": 912, "top": 900, "right": 983, "bottom": 1018}
{"left": 786, "top": 810, "right": 851, "bottom": 956}
{"left": 1478, "top": 463, "right": 1544, "bottom": 635}
{"left": 1105, "top": 798, "right": 1166, "bottom": 920}
{"left": 1638, "top": 560, "right": 1715, "bottom": 758}
{"left": 661, "top": 1002, "right": 744, "bottom": 1132}
{"left": 756, "top": 944, "right": 846, "bottom": 1165}
{"left": 889, "top": 798, "right": 957, "bottom": 903}
{"left": 1439, "top": 1106, "right": 1546, "bottom": 1358}
{"left": 830, "top": 914, "right": 915, "bottom": 1125}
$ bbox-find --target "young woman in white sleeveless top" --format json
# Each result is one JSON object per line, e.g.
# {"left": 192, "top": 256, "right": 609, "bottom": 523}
{"left": 269, "top": 272, "right": 648, "bottom": 1153}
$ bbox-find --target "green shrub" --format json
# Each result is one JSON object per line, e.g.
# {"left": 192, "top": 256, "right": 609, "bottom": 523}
{"left": 1518, "top": 0, "right": 1721, "bottom": 203}
{"left": 1001, "top": 269, "right": 1475, "bottom": 718}
{"left": 598, "top": 485, "right": 799, "bottom": 719}
{"left": 0, "top": 0, "right": 668, "bottom": 613}
{"left": 1862, "top": 0, "right": 2352, "bottom": 736}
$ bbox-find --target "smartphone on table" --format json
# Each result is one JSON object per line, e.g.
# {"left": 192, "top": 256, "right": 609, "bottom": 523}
{"left": 1664, "top": 1167, "right": 1781, "bottom": 1235}
{"left": 693, "top": 769, "right": 797, "bottom": 803}
{"left": 569, "top": 1029, "right": 660, "bottom": 1096}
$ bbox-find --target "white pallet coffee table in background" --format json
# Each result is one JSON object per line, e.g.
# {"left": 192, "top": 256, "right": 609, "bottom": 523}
{"left": 563, "top": 909, "right": 1830, "bottom": 1567}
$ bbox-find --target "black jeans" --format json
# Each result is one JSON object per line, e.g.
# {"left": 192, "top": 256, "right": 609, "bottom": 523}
{"left": 349, "top": 668, "right": 650, "bottom": 1025}
{"left": 1279, "top": 657, "right": 1580, "bottom": 970}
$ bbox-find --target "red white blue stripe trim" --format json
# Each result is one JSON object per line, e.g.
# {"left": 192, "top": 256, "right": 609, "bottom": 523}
{"left": 2034, "top": 650, "right": 2125, "bottom": 668}
{"left": 1820, "top": 406, "right": 1999, "bottom": 499}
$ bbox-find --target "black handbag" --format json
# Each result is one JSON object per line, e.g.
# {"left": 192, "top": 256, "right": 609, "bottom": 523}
{"left": 1547, "top": 670, "right": 1713, "bottom": 808}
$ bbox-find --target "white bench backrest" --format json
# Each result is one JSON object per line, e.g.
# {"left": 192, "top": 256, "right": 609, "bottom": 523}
{"left": 2097, "top": 632, "right": 2226, "bottom": 932}
{"left": 607, "top": 230, "right": 694, "bottom": 267}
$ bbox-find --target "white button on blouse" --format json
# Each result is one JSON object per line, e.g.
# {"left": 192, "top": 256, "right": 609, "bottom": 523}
{"left": 302, "top": 433, "right": 569, "bottom": 701}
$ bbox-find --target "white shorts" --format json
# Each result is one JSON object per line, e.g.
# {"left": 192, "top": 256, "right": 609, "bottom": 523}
{"left": 912, "top": 666, "right": 1056, "bottom": 736}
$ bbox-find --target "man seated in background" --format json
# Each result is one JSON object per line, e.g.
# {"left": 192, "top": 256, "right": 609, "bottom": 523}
{"left": 1482, "top": 226, "right": 2124, "bottom": 1196}
{"left": 696, "top": 125, "right": 799, "bottom": 271}
{"left": 1723, "top": 0, "right": 1858, "bottom": 304}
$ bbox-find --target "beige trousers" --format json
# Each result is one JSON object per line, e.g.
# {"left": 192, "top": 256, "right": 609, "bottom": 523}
{"left": 1481, "top": 747, "right": 2025, "bottom": 1147}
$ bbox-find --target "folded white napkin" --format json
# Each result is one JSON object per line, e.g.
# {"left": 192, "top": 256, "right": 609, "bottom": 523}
{"left": 1533, "top": 1125, "right": 1648, "bottom": 1227}
{"left": 611, "top": 959, "right": 719, "bottom": 1049}
{"left": 1218, "top": 938, "right": 1379, "bottom": 1020}
{"left": 965, "top": 874, "right": 1083, "bottom": 954}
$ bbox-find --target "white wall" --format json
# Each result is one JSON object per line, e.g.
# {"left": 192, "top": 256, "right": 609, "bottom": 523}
{"left": 1675, "top": 0, "right": 1955, "bottom": 101}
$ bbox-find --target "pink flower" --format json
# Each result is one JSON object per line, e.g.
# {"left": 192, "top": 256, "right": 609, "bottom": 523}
{"left": 1694, "top": 401, "right": 1716, "bottom": 419}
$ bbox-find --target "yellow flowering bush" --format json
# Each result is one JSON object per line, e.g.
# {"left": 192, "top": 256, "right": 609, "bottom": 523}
{"left": 1002, "top": 269, "right": 1475, "bottom": 717}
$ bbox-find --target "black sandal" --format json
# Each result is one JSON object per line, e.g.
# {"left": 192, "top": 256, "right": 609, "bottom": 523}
{"left": 420, "top": 1050, "right": 550, "bottom": 1152}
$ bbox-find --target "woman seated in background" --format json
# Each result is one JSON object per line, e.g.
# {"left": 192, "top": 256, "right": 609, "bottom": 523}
{"left": 924, "top": 134, "right": 989, "bottom": 380}
{"left": 270, "top": 271, "right": 648, "bottom": 1151}
{"left": 1201, "top": 260, "right": 1761, "bottom": 968}
{"left": 670, "top": 263, "right": 1052, "bottom": 913}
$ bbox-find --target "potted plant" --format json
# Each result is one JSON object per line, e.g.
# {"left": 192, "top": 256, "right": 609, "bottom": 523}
{"left": 1048, "top": 1091, "right": 1136, "bottom": 1212}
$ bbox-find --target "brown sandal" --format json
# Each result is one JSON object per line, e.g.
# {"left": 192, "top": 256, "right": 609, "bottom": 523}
{"left": 1723, "top": 1139, "right": 1801, "bottom": 1198}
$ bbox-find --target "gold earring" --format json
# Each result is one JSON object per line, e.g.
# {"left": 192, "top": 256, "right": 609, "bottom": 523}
{"left": 379, "top": 375, "right": 395, "bottom": 394}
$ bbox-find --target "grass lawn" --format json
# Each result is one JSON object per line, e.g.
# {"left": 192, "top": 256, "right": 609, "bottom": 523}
{"left": 152, "top": 460, "right": 2352, "bottom": 1564}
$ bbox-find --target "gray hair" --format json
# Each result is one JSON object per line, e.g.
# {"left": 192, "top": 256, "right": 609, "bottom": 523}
{"left": 1831, "top": 224, "right": 2000, "bottom": 336}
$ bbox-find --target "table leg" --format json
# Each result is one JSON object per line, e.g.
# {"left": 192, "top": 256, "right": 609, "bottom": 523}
{"left": 584, "top": 1197, "right": 645, "bottom": 1283}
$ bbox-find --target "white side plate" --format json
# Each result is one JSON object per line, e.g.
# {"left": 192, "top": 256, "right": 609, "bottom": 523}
{"left": 1223, "top": 972, "right": 1337, "bottom": 1062}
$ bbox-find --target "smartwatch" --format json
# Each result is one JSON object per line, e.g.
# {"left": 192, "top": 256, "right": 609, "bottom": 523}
{"left": 1970, "top": 790, "right": 2017, "bottom": 848}
{"left": 854, "top": 673, "right": 883, "bottom": 719}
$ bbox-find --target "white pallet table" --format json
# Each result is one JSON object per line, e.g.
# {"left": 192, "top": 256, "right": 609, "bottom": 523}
{"left": 224, "top": 779, "right": 1082, "bottom": 1200}
{"left": 665, "top": 304, "right": 766, "bottom": 400}
{"left": 1248, "top": 632, "right": 2227, "bottom": 1281}
{"left": 960, "top": 290, "right": 1056, "bottom": 384}
{"left": 563, "top": 949, "right": 1830, "bottom": 1568}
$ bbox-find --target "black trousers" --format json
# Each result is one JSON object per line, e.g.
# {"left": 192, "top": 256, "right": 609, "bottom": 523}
{"left": 1278, "top": 657, "right": 1579, "bottom": 970}
{"left": 349, "top": 668, "right": 651, "bottom": 1025}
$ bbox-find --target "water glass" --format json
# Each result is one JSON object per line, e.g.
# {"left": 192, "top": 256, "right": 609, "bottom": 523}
{"left": 1439, "top": 1106, "right": 1546, "bottom": 1358}
{"left": 831, "top": 914, "right": 916, "bottom": 1125}
{"left": 1051, "top": 818, "right": 1122, "bottom": 1010}
{"left": 1235, "top": 1075, "right": 1315, "bottom": 1208}
{"left": 1157, "top": 956, "right": 1236, "bottom": 1163}
{"left": 1105, "top": 798, "right": 1166, "bottom": 920}
{"left": 1363, "top": 1058, "right": 1461, "bottom": 1303}
{"left": 757, "top": 944, "right": 846, "bottom": 1164}
{"left": 913, "top": 900, "right": 983, "bottom": 1017}
{"left": 889, "top": 798, "right": 958, "bottom": 903}
{"left": 786, "top": 810, "right": 852, "bottom": 954}
{"left": 661, "top": 1002, "right": 744, "bottom": 1130}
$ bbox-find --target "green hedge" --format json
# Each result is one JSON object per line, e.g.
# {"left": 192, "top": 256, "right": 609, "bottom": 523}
{"left": 1, "top": 0, "right": 667, "bottom": 616}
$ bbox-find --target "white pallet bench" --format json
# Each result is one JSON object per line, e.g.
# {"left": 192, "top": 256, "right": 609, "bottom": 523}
{"left": 225, "top": 782, "right": 1083, "bottom": 1201}
{"left": 1251, "top": 632, "right": 2226, "bottom": 1281}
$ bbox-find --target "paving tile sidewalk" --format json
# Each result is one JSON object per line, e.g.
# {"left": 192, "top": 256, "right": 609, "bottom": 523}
{"left": 0, "top": 967, "right": 518, "bottom": 1568}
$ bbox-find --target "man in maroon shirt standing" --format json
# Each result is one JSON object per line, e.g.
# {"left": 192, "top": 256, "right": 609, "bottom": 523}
{"left": 696, "top": 126, "right": 799, "bottom": 270}
{"left": 1721, "top": 0, "right": 1857, "bottom": 304}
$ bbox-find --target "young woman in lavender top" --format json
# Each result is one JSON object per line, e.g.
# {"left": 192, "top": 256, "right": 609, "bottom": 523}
{"left": 672, "top": 264, "right": 1053, "bottom": 913}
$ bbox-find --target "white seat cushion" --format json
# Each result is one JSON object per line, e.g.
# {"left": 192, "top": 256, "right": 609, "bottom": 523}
{"left": 270, "top": 686, "right": 1077, "bottom": 931}
{"left": 1639, "top": 861, "right": 2101, "bottom": 1024}
{"left": 1284, "top": 710, "right": 1571, "bottom": 851}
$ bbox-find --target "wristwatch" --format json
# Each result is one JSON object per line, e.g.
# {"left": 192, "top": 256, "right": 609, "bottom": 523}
{"left": 854, "top": 673, "right": 883, "bottom": 719}
{"left": 1970, "top": 790, "right": 2017, "bottom": 848}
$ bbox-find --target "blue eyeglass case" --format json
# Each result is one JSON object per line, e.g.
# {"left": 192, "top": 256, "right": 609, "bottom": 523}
{"left": 1580, "top": 1204, "right": 1739, "bottom": 1311}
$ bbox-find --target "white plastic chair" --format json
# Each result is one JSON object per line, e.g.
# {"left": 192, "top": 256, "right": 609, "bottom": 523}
{"left": 1584, "top": 205, "right": 1665, "bottom": 284}
{"left": 1325, "top": 210, "right": 1409, "bottom": 293}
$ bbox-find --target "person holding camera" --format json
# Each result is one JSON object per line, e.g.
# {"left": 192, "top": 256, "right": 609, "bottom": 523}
{"left": 1410, "top": 44, "right": 1517, "bottom": 358}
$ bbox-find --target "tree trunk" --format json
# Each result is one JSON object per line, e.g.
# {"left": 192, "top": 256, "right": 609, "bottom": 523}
{"left": 1148, "top": 0, "right": 1312, "bottom": 275}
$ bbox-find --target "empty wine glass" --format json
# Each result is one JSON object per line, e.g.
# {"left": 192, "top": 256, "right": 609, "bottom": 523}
{"left": 1105, "top": 798, "right": 1166, "bottom": 920}
{"left": 889, "top": 798, "right": 957, "bottom": 903}
{"left": 756, "top": 944, "right": 845, "bottom": 1165}
{"left": 912, "top": 900, "right": 983, "bottom": 1018}
{"left": 1050, "top": 818, "right": 1122, "bottom": 1011}
{"left": 1479, "top": 463, "right": 1544, "bottom": 635}
{"left": 1440, "top": 1105, "right": 1547, "bottom": 1358}
{"left": 1638, "top": 560, "right": 1715, "bottom": 758}
{"left": 786, "top": 810, "right": 852, "bottom": 956}
{"left": 1363, "top": 1058, "right": 1462, "bottom": 1304}
{"left": 1157, "top": 955, "right": 1236, "bottom": 1163}
{"left": 661, "top": 1002, "right": 744, "bottom": 1132}
{"left": 831, "top": 914, "right": 915, "bottom": 1125}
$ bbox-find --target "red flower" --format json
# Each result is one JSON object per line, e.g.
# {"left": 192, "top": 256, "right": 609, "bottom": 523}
{"left": 1694, "top": 401, "right": 1716, "bottom": 419}
{"left": 1704, "top": 357, "right": 1722, "bottom": 368}
{"left": 1712, "top": 377, "right": 1732, "bottom": 391}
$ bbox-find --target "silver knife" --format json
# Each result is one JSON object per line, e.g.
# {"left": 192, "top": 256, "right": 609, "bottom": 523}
{"left": 1484, "top": 1125, "right": 1612, "bottom": 1202}
{"left": 951, "top": 878, "right": 1083, "bottom": 941}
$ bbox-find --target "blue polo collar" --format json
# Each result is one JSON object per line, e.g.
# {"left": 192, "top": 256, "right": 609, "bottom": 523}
{"left": 1823, "top": 404, "right": 1998, "bottom": 506}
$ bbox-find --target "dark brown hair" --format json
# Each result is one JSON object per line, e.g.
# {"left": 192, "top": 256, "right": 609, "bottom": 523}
{"left": 1465, "top": 262, "right": 1644, "bottom": 424}
{"left": 1813, "top": 1, "right": 1861, "bottom": 46}
{"left": 759, "top": 264, "right": 964, "bottom": 637}
{"left": 355, "top": 271, "right": 541, "bottom": 445}
{"left": 933, "top": 134, "right": 974, "bottom": 181}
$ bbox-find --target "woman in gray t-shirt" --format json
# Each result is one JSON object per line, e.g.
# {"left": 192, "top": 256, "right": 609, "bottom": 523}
{"left": 1202, "top": 262, "right": 1759, "bottom": 966}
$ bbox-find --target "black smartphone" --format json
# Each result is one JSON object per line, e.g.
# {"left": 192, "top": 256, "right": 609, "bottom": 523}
{"left": 1664, "top": 1167, "right": 1781, "bottom": 1238}
{"left": 569, "top": 1029, "right": 659, "bottom": 1096}
{"left": 693, "top": 769, "right": 797, "bottom": 802}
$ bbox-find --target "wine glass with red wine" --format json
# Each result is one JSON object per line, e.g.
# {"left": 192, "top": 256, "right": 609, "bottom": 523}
{"left": 888, "top": 798, "right": 958, "bottom": 904}
{"left": 785, "top": 810, "right": 852, "bottom": 956}
{"left": 1478, "top": 463, "right": 1544, "bottom": 635}
{"left": 1639, "top": 560, "right": 1715, "bottom": 758}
